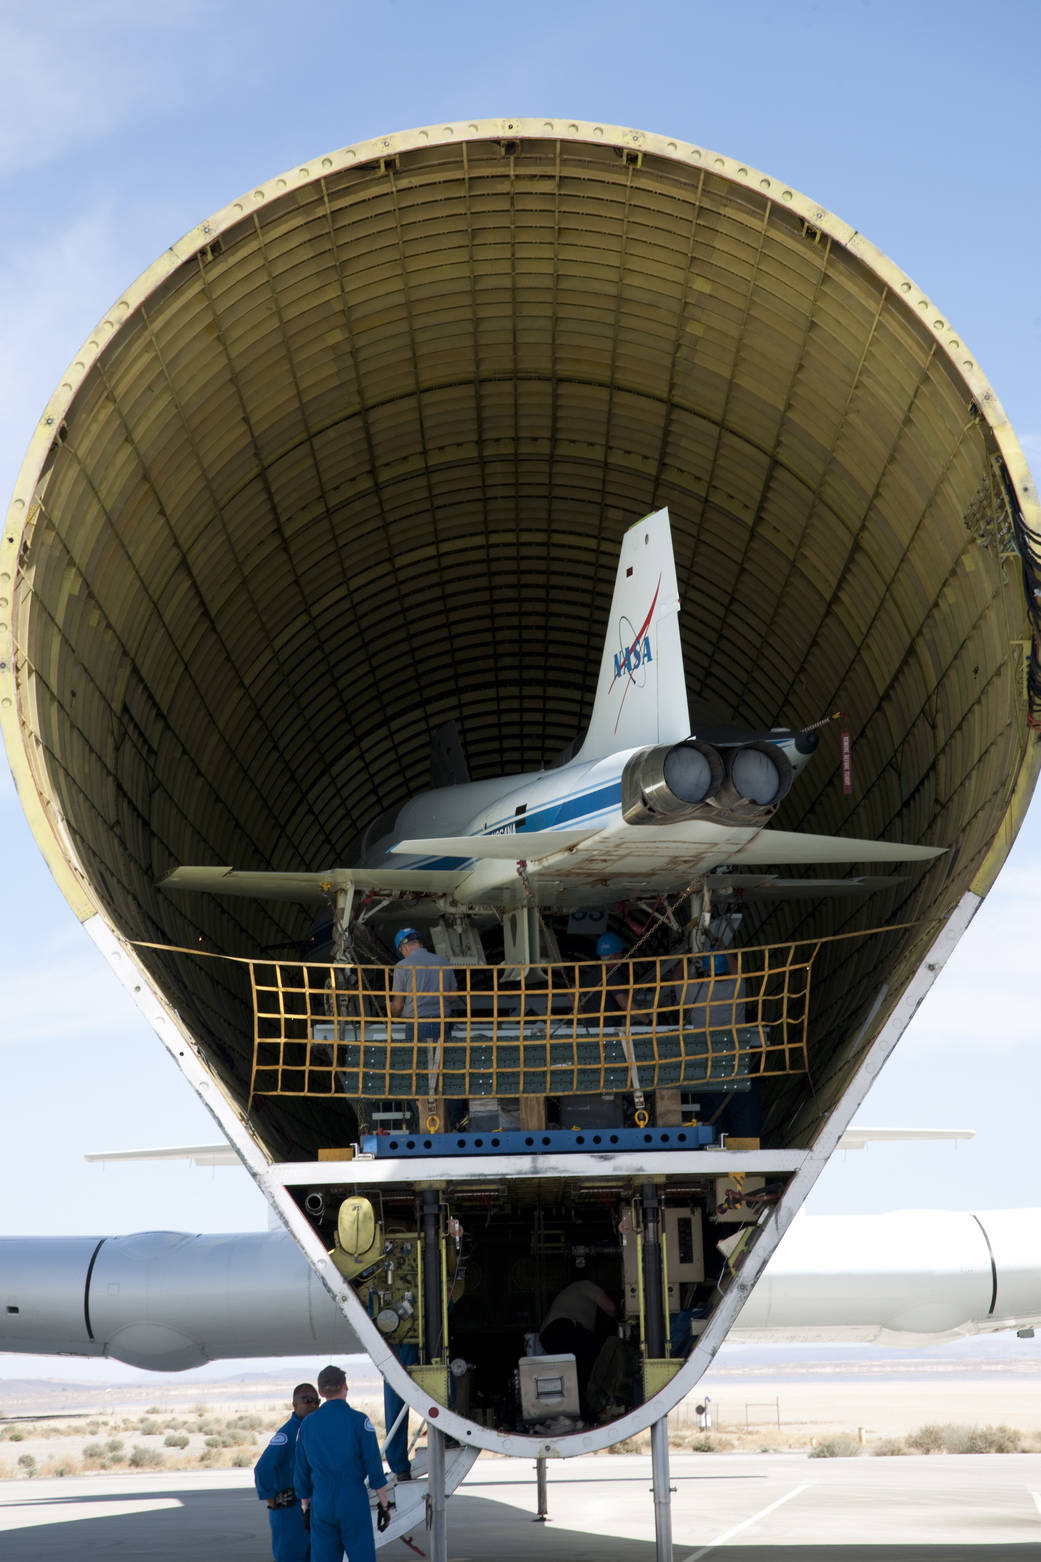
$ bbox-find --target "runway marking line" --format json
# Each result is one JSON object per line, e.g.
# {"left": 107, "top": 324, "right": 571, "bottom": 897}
{"left": 0, "top": 1497, "right": 183, "bottom": 1531}
{"left": 679, "top": 1482, "right": 811, "bottom": 1561}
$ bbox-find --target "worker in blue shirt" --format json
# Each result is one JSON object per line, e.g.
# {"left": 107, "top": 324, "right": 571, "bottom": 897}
{"left": 254, "top": 1382, "right": 319, "bottom": 1561}
{"left": 295, "top": 1363, "right": 391, "bottom": 1562}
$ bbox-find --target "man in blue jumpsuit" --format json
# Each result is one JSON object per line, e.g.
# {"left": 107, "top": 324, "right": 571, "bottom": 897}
{"left": 383, "top": 1339, "right": 420, "bottom": 1480}
{"left": 254, "top": 1382, "right": 319, "bottom": 1562}
{"left": 295, "top": 1363, "right": 391, "bottom": 1562}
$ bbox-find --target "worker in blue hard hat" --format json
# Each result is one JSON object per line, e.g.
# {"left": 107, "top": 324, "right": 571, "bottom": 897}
{"left": 676, "top": 950, "right": 742, "bottom": 1028}
{"left": 390, "top": 929, "right": 458, "bottom": 1030}
{"left": 573, "top": 928, "right": 638, "bottom": 1027}
{"left": 390, "top": 927, "right": 459, "bottom": 1129}
{"left": 390, "top": 928, "right": 457, "bottom": 1013}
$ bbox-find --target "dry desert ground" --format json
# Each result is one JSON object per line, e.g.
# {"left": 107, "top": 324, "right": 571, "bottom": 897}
{"left": 3, "top": 1354, "right": 1041, "bottom": 1477}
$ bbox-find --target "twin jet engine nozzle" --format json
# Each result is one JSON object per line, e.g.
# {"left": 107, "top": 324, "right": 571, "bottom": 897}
{"left": 621, "top": 730, "right": 818, "bottom": 828}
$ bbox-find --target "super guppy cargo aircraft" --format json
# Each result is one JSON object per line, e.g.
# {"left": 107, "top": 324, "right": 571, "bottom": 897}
{"left": 2, "top": 119, "right": 1039, "bottom": 1555}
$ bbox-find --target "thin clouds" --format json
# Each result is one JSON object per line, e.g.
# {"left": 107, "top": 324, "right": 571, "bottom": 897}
{"left": 886, "top": 801, "right": 1041, "bottom": 1059}
{"left": 0, "top": 204, "right": 127, "bottom": 483}
{"left": 0, "top": 3, "right": 208, "bottom": 178}
{"left": 0, "top": 769, "right": 144, "bottom": 1049}
{"left": 0, "top": 930, "right": 144, "bottom": 1049}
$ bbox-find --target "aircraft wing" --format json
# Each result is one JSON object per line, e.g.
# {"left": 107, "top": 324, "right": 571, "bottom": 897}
{"left": 704, "top": 872, "right": 908, "bottom": 899}
{"left": 162, "top": 823, "right": 942, "bottom": 914}
{"left": 725, "top": 828, "right": 944, "bottom": 866}
{"left": 389, "top": 819, "right": 943, "bottom": 907}
{"left": 391, "top": 829, "right": 595, "bottom": 861}
{"left": 160, "top": 864, "right": 466, "bottom": 898}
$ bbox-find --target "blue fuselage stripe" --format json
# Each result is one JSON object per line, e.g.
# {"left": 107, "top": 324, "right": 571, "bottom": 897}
{"left": 511, "top": 780, "right": 621, "bottom": 833}
{"left": 395, "top": 780, "right": 623, "bottom": 871}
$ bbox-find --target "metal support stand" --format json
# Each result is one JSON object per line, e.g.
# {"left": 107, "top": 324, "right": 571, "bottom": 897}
{"left": 427, "top": 1424, "right": 447, "bottom": 1562}
{"left": 534, "top": 1454, "right": 549, "bottom": 1521}
{"left": 380, "top": 1402, "right": 408, "bottom": 1464}
{"left": 421, "top": 1189, "right": 442, "bottom": 1360}
{"left": 420, "top": 1190, "right": 447, "bottom": 1560}
{"left": 650, "top": 1415, "right": 674, "bottom": 1562}
{"left": 641, "top": 1183, "right": 665, "bottom": 1357}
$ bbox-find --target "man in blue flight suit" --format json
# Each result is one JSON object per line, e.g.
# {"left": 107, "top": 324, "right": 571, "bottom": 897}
{"left": 382, "top": 1339, "right": 420, "bottom": 1481}
{"left": 295, "top": 1363, "right": 392, "bottom": 1562}
{"left": 254, "top": 1382, "right": 319, "bottom": 1562}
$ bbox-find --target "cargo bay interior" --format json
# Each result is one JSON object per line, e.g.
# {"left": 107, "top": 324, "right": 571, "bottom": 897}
{"left": 291, "top": 1168, "right": 764, "bottom": 1432}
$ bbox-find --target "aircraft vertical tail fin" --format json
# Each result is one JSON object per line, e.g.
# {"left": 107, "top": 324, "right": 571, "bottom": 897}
{"left": 576, "top": 507, "right": 689, "bottom": 761}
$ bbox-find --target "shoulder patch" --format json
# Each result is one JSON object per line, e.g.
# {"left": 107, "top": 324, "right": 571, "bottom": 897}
{"left": 363, "top": 1417, "right": 375, "bottom": 1433}
{"left": 268, "top": 1431, "right": 289, "bottom": 1446}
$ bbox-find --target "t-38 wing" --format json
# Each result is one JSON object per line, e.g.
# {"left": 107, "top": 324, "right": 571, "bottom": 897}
{"left": 390, "top": 821, "right": 944, "bottom": 908}
{"left": 162, "top": 821, "right": 941, "bottom": 914}
{"left": 159, "top": 863, "right": 467, "bottom": 900}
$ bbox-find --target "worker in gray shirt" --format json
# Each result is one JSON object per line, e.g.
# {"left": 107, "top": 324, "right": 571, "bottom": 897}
{"left": 390, "top": 928, "right": 458, "bottom": 1122}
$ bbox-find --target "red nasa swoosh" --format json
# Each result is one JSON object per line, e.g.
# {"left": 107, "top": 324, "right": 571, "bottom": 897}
{"left": 609, "top": 574, "right": 661, "bottom": 691}
{"left": 610, "top": 573, "right": 661, "bottom": 732}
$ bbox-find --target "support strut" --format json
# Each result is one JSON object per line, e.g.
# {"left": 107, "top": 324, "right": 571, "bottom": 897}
{"left": 421, "top": 1190, "right": 441, "bottom": 1361}
{"left": 650, "top": 1415, "right": 674, "bottom": 1562}
{"left": 535, "top": 1454, "right": 549, "bottom": 1521}
{"left": 641, "top": 1183, "right": 665, "bottom": 1357}
{"left": 426, "top": 1424, "right": 447, "bottom": 1562}
{"left": 421, "top": 1191, "right": 447, "bottom": 1560}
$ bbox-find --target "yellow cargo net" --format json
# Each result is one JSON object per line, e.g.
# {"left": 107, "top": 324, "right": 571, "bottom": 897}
{"left": 245, "top": 943, "right": 813, "bottom": 1105}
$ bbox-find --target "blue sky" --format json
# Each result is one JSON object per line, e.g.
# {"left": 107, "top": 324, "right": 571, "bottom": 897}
{"left": 2, "top": 0, "right": 1041, "bottom": 1378}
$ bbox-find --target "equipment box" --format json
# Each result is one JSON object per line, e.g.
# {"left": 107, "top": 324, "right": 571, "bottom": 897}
{"left": 518, "top": 1353, "right": 580, "bottom": 1423}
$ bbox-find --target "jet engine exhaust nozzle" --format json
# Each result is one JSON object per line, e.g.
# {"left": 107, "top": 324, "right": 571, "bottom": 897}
{"left": 727, "top": 740, "right": 794, "bottom": 809}
{"left": 622, "top": 738, "right": 794, "bottom": 827}
{"left": 622, "top": 740, "right": 725, "bottom": 824}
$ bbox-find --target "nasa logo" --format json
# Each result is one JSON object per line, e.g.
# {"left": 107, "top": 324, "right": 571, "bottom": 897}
{"left": 269, "top": 1430, "right": 289, "bottom": 1445}
{"left": 609, "top": 576, "right": 661, "bottom": 697}
{"left": 613, "top": 636, "right": 653, "bottom": 681}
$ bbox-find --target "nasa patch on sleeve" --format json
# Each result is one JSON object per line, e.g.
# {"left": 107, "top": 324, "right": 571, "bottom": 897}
{"left": 363, "top": 1418, "right": 375, "bottom": 1433}
{"left": 269, "top": 1431, "right": 289, "bottom": 1446}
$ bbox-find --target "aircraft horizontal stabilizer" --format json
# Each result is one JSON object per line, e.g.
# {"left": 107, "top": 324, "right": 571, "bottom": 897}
{"left": 159, "top": 864, "right": 464, "bottom": 898}
{"left": 838, "top": 1127, "right": 974, "bottom": 1150}
{"left": 84, "top": 1143, "right": 241, "bottom": 1166}
{"left": 705, "top": 872, "right": 907, "bottom": 898}
{"left": 391, "top": 829, "right": 594, "bottom": 861}
{"left": 729, "top": 830, "right": 945, "bottom": 866}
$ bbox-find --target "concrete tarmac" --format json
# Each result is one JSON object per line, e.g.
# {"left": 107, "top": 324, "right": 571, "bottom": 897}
{"left": 3, "top": 1451, "right": 1041, "bottom": 1559}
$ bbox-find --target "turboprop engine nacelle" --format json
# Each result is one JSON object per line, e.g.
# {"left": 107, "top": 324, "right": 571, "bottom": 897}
{"left": 621, "top": 736, "right": 802, "bottom": 827}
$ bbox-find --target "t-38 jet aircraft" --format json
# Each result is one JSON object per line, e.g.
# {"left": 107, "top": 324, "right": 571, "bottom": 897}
{"left": 162, "top": 508, "right": 942, "bottom": 932}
